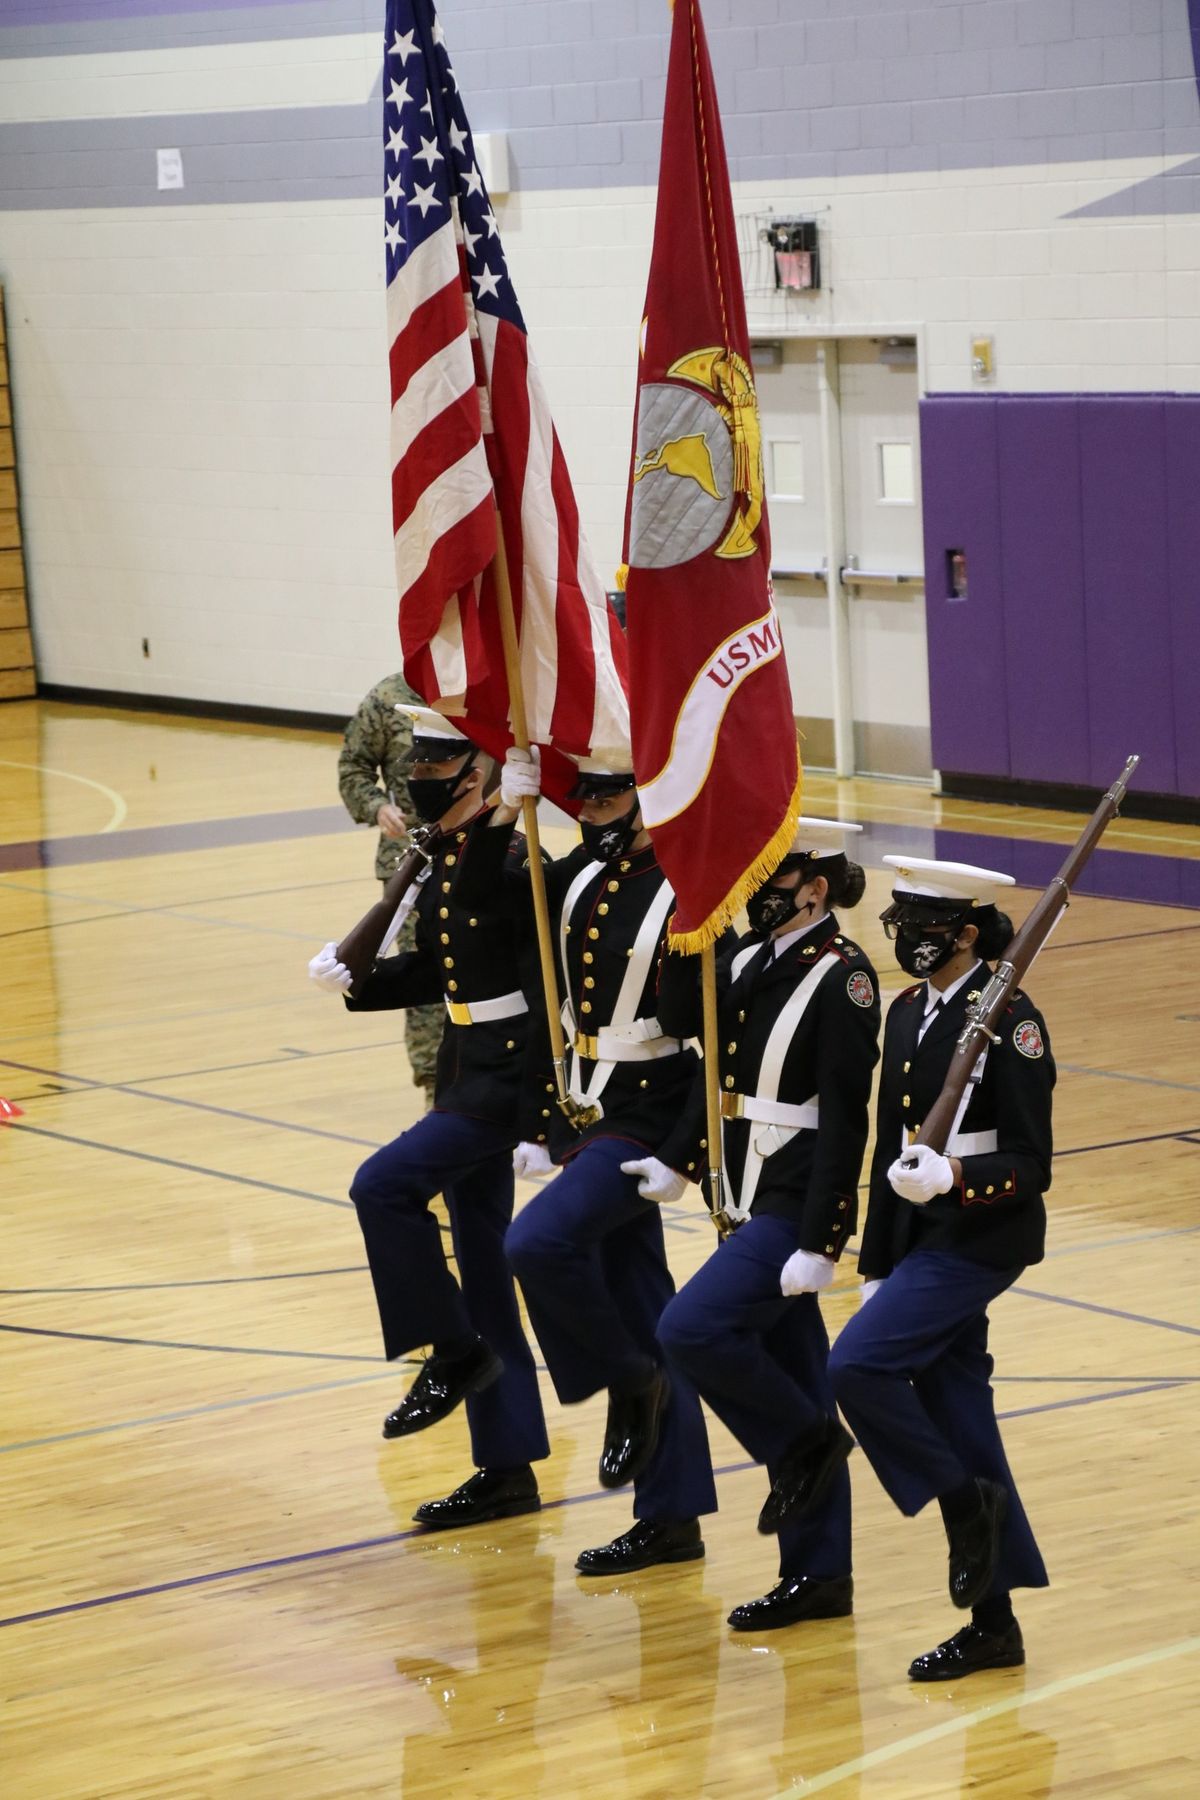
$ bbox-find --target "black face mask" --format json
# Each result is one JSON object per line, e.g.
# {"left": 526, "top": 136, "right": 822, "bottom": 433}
{"left": 893, "top": 926, "right": 960, "bottom": 979}
{"left": 746, "top": 882, "right": 816, "bottom": 939}
{"left": 580, "top": 804, "right": 641, "bottom": 864}
{"left": 408, "top": 758, "right": 474, "bottom": 824}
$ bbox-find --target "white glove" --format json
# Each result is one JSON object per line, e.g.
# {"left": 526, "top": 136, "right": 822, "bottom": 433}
{"left": 513, "top": 1140, "right": 554, "bottom": 1178}
{"left": 780, "top": 1249, "right": 836, "bottom": 1296}
{"left": 860, "top": 1278, "right": 885, "bottom": 1306}
{"left": 887, "top": 1142, "right": 955, "bottom": 1206}
{"left": 621, "top": 1156, "right": 688, "bottom": 1205}
{"left": 500, "top": 746, "right": 542, "bottom": 808}
{"left": 309, "top": 942, "right": 353, "bottom": 995}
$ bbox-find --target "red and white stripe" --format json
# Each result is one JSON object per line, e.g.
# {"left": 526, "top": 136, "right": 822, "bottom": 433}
{"left": 388, "top": 215, "right": 628, "bottom": 799}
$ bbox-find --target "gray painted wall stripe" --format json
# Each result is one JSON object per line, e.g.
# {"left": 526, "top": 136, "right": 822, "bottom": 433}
{"left": 0, "top": 3, "right": 369, "bottom": 59}
{"left": 2, "top": 2, "right": 1199, "bottom": 211}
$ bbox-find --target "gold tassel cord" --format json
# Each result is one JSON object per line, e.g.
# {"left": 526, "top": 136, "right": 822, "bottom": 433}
{"left": 667, "top": 755, "right": 804, "bottom": 954}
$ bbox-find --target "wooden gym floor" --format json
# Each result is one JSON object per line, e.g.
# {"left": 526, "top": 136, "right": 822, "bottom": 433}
{"left": 1, "top": 697, "right": 1198, "bottom": 1799}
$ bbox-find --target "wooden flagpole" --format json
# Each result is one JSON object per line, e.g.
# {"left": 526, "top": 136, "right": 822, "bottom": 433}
{"left": 700, "top": 943, "right": 734, "bottom": 1237}
{"left": 489, "top": 508, "right": 587, "bottom": 1126}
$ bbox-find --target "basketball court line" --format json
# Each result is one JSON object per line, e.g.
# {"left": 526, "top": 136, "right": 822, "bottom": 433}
{"left": 1057, "top": 1061, "right": 1200, "bottom": 1096}
{"left": 7, "top": 1122, "right": 354, "bottom": 1209}
{"left": 1012, "top": 1287, "right": 1200, "bottom": 1338}
{"left": 0, "top": 758, "right": 128, "bottom": 834}
{"left": 0, "top": 1265, "right": 370, "bottom": 1296}
{"left": 1, "top": 1374, "right": 1190, "bottom": 1634}
{"left": 0, "top": 1368, "right": 403, "bottom": 1456}
{"left": 0, "top": 1320, "right": 383, "bottom": 1363}
{"left": 777, "top": 1634, "right": 1200, "bottom": 1797}
{"left": 1, "top": 1054, "right": 385, "bottom": 1149}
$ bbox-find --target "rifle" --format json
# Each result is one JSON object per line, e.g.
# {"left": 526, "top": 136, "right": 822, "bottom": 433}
{"left": 911, "top": 754, "right": 1139, "bottom": 1158}
{"left": 336, "top": 822, "right": 444, "bottom": 993}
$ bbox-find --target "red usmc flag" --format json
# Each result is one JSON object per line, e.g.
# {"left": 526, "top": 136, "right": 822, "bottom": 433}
{"left": 622, "top": 0, "right": 801, "bottom": 951}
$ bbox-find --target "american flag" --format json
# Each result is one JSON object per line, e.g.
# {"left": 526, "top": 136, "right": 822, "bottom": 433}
{"left": 385, "top": 0, "right": 629, "bottom": 801}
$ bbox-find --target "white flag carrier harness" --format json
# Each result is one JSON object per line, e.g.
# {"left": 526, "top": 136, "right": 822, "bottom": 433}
{"left": 721, "top": 947, "right": 842, "bottom": 1223}
{"left": 559, "top": 861, "right": 681, "bottom": 1116}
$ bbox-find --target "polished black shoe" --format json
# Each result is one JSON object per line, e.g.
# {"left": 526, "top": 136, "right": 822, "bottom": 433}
{"left": 758, "top": 1418, "right": 855, "bottom": 1535}
{"left": 946, "top": 1478, "right": 1008, "bottom": 1609}
{"left": 727, "top": 1574, "right": 853, "bottom": 1633}
{"left": 412, "top": 1465, "right": 540, "bottom": 1530}
{"left": 381, "top": 1339, "right": 503, "bottom": 1439}
{"left": 909, "top": 1619, "right": 1025, "bottom": 1682}
{"left": 575, "top": 1517, "right": 704, "bottom": 1576}
{"left": 598, "top": 1367, "right": 670, "bottom": 1489}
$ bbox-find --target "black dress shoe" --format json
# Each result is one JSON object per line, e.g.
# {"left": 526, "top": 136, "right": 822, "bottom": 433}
{"left": 598, "top": 1366, "right": 670, "bottom": 1489}
{"left": 758, "top": 1417, "right": 855, "bottom": 1535}
{"left": 382, "top": 1339, "right": 503, "bottom": 1439}
{"left": 728, "top": 1574, "right": 853, "bottom": 1632}
{"left": 946, "top": 1478, "right": 1008, "bottom": 1609}
{"left": 909, "top": 1619, "right": 1025, "bottom": 1682}
{"left": 575, "top": 1517, "right": 704, "bottom": 1576}
{"left": 412, "top": 1466, "right": 540, "bottom": 1529}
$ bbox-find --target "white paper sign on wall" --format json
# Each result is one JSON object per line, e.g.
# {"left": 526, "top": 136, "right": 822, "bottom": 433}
{"left": 156, "top": 148, "right": 184, "bottom": 191}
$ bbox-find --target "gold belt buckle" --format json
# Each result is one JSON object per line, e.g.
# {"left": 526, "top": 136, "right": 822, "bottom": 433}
{"left": 447, "top": 1000, "right": 473, "bottom": 1026}
{"left": 719, "top": 1092, "right": 746, "bottom": 1120}
{"left": 574, "top": 1031, "right": 600, "bottom": 1059}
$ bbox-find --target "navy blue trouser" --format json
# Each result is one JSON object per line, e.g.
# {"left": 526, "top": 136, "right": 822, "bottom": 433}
{"left": 657, "top": 1213, "right": 851, "bottom": 1581}
{"left": 505, "top": 1136, "right": 717, "bottom": 1523}
{"left": 828, "top": 1248, "right": 1048, "bottom": 1596}
{"left": 350, "top": 1108, "right": 549, "bottom": 1471}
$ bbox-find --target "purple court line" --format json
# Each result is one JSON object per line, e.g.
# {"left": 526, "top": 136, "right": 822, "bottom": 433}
{"left": 0, "top": 1378, "right": 1182, "bottom": 1634}
{"left": 0, "top": 1055, "right": 382, "bottom": 1150}
{"left": 1043, "top": 921, "right": 1200, "bottom": 952}
{"left": 0, "top": 1368, "right": 406, "bottom": 1457}
{"left": 121, "top": 1039, "right": 406, "bottom": 1087}
{"left": 8, "top": 1122, "right": 354, "bottom": 1209}
{"left": 1056, "top": 1125, "right": 1200, "bottom": 1158}
{"left": 1012, "top": 1287, "right": 1200, "bottom": 1338}
{"left": 0, "top": 805, "right": 355, "bottom": 873}
{"left": 0, "top": 1320, "right": 382, "bottom": 1364}
{"left": 0, "top": 1265, "right": 368, "bottom": 1296}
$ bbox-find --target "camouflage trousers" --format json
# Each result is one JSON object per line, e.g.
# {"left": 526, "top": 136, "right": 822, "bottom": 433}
{"left": 389, "top": 905, "right": 442, "bottom": 1094}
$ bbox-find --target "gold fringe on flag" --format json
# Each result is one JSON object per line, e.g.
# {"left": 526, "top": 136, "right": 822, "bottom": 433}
{"left": 667, "top": 749, "right": 803, "bottom": 955}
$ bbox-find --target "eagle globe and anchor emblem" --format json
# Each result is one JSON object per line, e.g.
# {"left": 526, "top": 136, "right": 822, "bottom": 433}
{"left": 629, "top": 344, "right": 765, "bottom": 568}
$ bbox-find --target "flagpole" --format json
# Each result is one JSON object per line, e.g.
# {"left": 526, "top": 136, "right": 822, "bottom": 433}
{"left": 490, "top": 507, "right": 591, "bottom": 1129}
{"left": 701, "top": 943, "right": 734, "bottom": 1237}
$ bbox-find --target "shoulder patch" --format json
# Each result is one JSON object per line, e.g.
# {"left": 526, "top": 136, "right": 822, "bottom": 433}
{"left": 1013, "top": 1018, "right": 1044, "bottom": 1060}
{"left": 847, "top": 970, "right": 875, "bottom": 1010}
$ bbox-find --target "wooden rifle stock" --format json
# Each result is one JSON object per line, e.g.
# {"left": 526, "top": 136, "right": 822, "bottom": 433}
{"left": 336, "top": 823, "right": 443, "bottom": 993}
{"left": 913, "top": 754, "right": 1139, "bottom": 1156}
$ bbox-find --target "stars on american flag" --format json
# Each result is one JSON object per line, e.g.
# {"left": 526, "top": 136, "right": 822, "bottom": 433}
{"left": 382, "top": 2, "right": 523, "bottom": 331}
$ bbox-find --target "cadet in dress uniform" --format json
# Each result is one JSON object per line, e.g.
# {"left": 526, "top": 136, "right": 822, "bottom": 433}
{"left": 308, "top": 711, "right": 549, "bottom": 1528}
{"left": 455, "top": 749, "right": 717, "bottom": 1574}
{"left": 828, "top": 856, "right": 1053, "bottom": 1681}
{"left": 655, "top": 820, "right": 881, "bottom": 1631}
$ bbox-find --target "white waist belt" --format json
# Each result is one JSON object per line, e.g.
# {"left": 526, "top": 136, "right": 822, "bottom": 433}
{"left": 948, "top": 1128, "right": 998, "bottom": 1157}
{"left": 574, "top": 1017, "right": 683, "bottom": 1063}
{"left": 721, "top": 1093, "right": 819, "bottom": 1130}
{"left": 445, "top": 990, "right": 528, "bottom": 1026}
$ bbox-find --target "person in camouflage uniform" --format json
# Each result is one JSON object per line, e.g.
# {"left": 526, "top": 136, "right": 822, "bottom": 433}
{"left": 338, "top": 672, "right": 443, "bottom": 1095}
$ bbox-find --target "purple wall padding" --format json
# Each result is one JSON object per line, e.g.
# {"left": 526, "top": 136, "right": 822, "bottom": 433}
{"left": 920, "top": 392, "right": 1200, "bottom": 800}
{"left": 996, "top": 397, "right": 1090, "bottom": 787}
{"left": 1166, "top": 398, "right": 1200, "bottom": 799}
{"left": 1078, "top": 398, "right": 1176, "bottom": 794}
{"left": 918, "top": 397, "right": 1010, "bottom": 778}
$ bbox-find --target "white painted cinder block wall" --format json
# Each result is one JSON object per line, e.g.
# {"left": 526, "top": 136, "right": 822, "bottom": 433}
{"left": 2, "top": 13, "right": 1198, "bottom": 717}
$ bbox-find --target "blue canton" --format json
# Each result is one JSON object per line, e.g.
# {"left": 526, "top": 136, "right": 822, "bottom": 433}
{"left": 384, "top": 0, "right": 525, "bottom": 333}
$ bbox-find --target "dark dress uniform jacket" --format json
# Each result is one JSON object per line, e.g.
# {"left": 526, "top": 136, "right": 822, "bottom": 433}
{"left": 344, "top": 821, "right": 535, "bottom": 1128}
{"left": 858, "top": 966, "right": 1055, "bottom": 1280}
{"left": 658, "top": 914, "right": 881, "bottom": 1257}
{"left": 453, "top": 818, "right": 700, "bottom": 1158}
